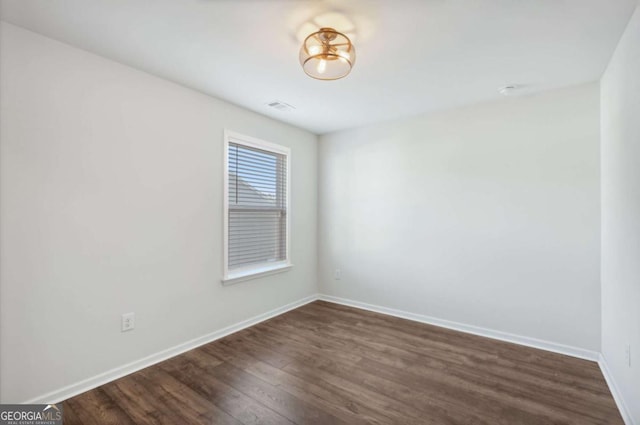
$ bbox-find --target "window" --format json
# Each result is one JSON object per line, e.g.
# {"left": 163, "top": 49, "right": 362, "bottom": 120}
{"left": 223, "top": 131, "right": 291, "bottom": 283}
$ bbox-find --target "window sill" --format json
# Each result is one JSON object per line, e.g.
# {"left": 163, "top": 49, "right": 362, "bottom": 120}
{"left": 222, "top": 263, "right": 293, "bottom": 286}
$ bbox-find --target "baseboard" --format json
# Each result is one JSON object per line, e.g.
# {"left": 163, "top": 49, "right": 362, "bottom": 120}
{"left": 322, "top": 293, "right": 634, "bottom": 422}
{"left": 598, "top": 354, "right": 636, "bottom": 425}
{"left": 26, "top": 293, "right": 608, "bottom": 410}
{"left": 317, "top": 294, "right": 600, "bottom": 362}
{"left": 24, "top": 294, "right": 319, "bottom": 404}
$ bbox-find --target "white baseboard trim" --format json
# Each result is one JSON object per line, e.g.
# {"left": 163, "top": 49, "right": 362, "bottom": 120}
{"left": 598, "top": 354, "right": 636, "bottom": 425}
{"left": 26, "top": 292, "right": 617, "bottom": 419}
{"left": 321, "top": 294, "right": 633, "bottom": 423}
{"left": 317, "top": 294, "right": 600, "bottom": 362}
{"left": 24, "top": 294, "right": 319, "bottom": 404}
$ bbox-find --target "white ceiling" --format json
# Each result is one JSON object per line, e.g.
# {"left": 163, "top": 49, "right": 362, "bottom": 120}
{"left": 1, "top": 0, "right": 636, "bottom": 134}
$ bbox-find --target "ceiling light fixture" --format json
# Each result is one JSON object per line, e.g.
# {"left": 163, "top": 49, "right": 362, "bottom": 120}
{"left": 299, "top": 27, "right": 355, "bottom": 80}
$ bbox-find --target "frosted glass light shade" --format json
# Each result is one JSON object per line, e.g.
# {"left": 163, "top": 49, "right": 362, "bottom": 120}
{"left": 299, "top": 28, "right": 355, "bottom": 80}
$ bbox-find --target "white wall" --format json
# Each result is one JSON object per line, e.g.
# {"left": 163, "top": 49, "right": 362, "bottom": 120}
{"left": 2, "top": 14, "right": 630, "bottom": 411}
{"left": 601, "top": 4, "right": 640, "bottom": 423}
{"left": 319, "top": 83, "right": 601, "bottom": 352}
{"left": 0, "top": 23, "right": 318, "bottom": 403}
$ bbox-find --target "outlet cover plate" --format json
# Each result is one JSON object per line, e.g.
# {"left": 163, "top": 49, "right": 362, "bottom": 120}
{"left": 122, "top": 312, "right": 135, "bottom": 332}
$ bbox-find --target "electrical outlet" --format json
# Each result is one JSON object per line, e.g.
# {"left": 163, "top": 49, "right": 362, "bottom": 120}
{"left": 334, "top": 269, "right": 341, "bottom": 280}
{"left": 121, "top": 313, "right": 135, "bottom": 332}
{"left": 625, "top": 344, "right": 631, "bottom": 367}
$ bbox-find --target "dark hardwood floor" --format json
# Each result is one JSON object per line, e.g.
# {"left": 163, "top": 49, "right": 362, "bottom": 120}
{"left": 63, "top": 301, "right": 623, "bottom": 424}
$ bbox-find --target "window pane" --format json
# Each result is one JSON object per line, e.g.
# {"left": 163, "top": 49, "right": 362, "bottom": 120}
{"left": 228, "top": 142, "right": 287, "bottom": 269}
{"left": 228, "top": 209, "right": 286, "bottom": 267}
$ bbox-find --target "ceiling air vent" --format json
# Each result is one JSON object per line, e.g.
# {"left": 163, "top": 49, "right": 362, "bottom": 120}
{"left": 266, "top": 101, "right": 296, "bottom": 112}
{"left": 498, "top": 85, "right": 522, "bottom": 96}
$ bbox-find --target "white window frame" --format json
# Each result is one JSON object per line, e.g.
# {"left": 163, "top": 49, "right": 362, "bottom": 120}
{"left": 222, "top": 130, "right": 292, "bottom": 285}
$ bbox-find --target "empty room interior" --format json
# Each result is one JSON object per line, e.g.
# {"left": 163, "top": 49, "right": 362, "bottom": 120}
{"left": 1, "top": 0, "right": 639, "bottom": 424}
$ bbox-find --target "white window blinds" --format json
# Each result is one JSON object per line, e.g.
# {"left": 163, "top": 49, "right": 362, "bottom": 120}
{"left": 227, "top": 142, "right": 288, "bottom": 270}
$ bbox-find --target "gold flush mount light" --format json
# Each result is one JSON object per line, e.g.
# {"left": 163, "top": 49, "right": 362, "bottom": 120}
{"left": 299, "top": 27, "right": 356, "bottom": 80}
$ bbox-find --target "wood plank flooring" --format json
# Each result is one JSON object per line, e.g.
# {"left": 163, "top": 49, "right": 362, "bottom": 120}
{"left": 63, "top": 301, "right": 624, "bottom": 424}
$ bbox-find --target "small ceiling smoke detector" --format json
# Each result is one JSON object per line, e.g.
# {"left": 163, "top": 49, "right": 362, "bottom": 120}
{"left": 266, "top": 101, "right": 296, "bottom": 112}
{"left": 498, "top": 85, "right": 520, "bottom": 96}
